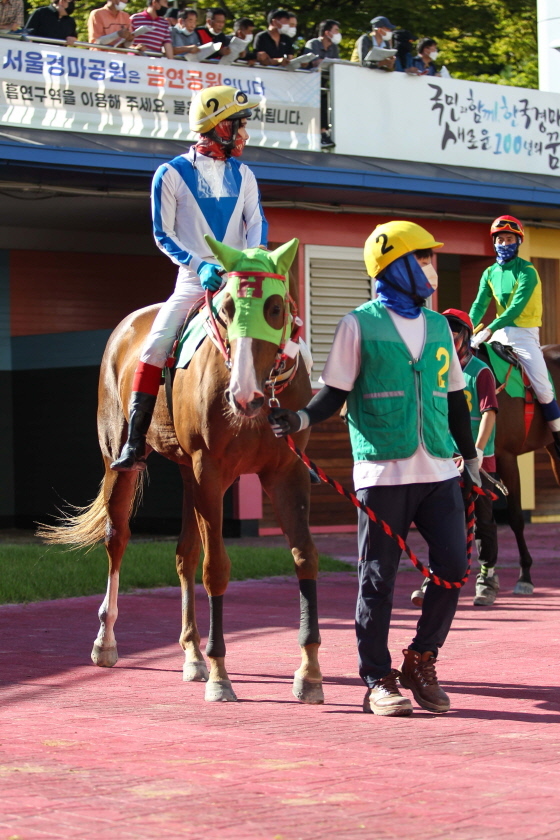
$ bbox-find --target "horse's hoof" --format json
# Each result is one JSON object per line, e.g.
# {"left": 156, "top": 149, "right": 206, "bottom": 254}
{"left": 204, "top": 679, "right": 238, "bottom": 702}
{"left": 91, "top": 643, "right": 118, "bottom": 668}
{"left": 183, "top": 659, "right": 209, "bottom": 682}
{"left": 513, "top": 581, "right": 534, "bottom": 595}
{"left": 292, "top": 674, "right": 324, "bottom": 705}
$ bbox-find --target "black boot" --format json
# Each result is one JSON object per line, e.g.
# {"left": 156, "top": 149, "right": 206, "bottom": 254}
{"left": 553, "top": 431, "right": 560, "bottom": 460}
{"left": 111, "top": 392, "right": 157, "bottom": 471}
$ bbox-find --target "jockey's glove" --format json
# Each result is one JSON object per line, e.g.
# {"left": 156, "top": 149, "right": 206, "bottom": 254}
{"left": 199, "top": 261, "right": 223, "bottom": 291}
{"left": 462, "top": 457, "right": 482, "bottom": 502}
{"left": 471, "top": 327, "right": 492, "bottom": 349}
{"left": 268, "top": 407, "right": 306, "bottom": 437}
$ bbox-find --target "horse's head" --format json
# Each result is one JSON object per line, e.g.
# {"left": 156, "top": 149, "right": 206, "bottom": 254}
{"left": 204, "top": 234, "right": 299, "bottom": 419}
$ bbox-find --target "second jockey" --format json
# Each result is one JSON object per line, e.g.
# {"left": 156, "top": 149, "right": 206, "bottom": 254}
{"left": 469, "top": 215, "right": 560, "bottom": 457}
{"left": 111, "top": 85, "right": 267, "bottom": 471}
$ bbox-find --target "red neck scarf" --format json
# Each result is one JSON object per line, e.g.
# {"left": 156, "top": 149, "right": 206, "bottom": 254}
{"left": 194, "top": 120, "right": 246, "bottom": 160}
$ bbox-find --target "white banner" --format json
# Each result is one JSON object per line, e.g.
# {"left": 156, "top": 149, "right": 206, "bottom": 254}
{"left": 332, "top": 65, "right": 560, "bottom": 177}
{"left": 0, "top": 42, "right": 320, "bottom": 150}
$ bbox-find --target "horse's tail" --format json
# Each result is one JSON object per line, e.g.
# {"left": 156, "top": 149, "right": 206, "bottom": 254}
{"left": 36, "top": 469, "right": 145, "bottom": 550}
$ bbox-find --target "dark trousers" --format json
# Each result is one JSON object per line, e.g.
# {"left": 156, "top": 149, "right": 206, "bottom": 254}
{"left": 475, "top": 473, "right": 498, "bottom": 569}
{"left": 356, "top": 478, "right": 467, "bottom": 687}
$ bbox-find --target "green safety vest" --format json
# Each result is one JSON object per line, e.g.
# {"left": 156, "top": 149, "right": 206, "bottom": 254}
{"left": 346, "top": 300, "right": 456, "bottom": 462}
{"left": 462, "top": 355, "right": 495, "bottom": 458}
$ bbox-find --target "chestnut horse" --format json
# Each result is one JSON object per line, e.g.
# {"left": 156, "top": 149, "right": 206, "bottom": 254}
{"left": 40, "top": 237, "right": 324, "bottom": 704}
{"left": 479, "top": 343, "right": 560, "bottom": 594}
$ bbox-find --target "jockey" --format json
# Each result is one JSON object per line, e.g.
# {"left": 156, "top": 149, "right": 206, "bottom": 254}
{"left": 269, "top": 221, "right": 480, "bottom": 717}
{"left": 470, "top": 215, "right": 560, "bottom": 457}
{"left": 111, "top": 85, "right": 267, "bottom": 471}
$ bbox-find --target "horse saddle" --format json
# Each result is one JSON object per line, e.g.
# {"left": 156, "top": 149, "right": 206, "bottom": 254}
{"left": 486, "top": 340, "right": 522, "bottom": 371}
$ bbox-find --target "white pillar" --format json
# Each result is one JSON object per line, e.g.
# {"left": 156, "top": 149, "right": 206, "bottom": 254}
{"left": 538, "top": 0, "right": 560, "bottom": 92}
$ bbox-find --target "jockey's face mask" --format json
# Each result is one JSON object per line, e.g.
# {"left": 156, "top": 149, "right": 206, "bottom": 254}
{"left": 224, "top": 272, "right": 289, "bottom": 345}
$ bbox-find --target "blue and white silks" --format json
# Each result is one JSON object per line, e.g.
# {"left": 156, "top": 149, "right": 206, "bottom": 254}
{"left": 375, "top": 253, "right": 435, "bottom": 319}
{"left": 151, "top": 146, "right": 268, "bottom": 278}
{"left": 140, "top": 147, "right": 268, "bottom": 368}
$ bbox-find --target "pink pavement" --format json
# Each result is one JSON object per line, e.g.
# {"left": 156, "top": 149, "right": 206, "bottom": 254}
{"left": 1, "top": 524, "right": 560, "bottom": 840}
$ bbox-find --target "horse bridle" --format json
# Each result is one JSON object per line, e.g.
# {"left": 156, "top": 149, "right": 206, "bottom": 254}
{"left": 204, "top": 272, "right": 304, "bottom": 405}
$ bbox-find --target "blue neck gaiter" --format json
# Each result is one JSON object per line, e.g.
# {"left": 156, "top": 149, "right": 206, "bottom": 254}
{"left": 495, "top": 241, "right": 519, "bottom": 265}
{"left": 376, "top": 254, "right": 436, "bottom": 319}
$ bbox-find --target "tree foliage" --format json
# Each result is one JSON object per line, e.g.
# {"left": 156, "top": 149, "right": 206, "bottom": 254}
{"left": 25, "top": 0, "right": 538, "bottom": 89}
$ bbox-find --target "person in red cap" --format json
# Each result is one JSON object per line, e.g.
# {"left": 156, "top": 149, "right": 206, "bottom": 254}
{"left": 470, "top": 216, "right": 560, "bottom": 456}
{"left": 412, "top": 309, "right": 500, "bottom": 607}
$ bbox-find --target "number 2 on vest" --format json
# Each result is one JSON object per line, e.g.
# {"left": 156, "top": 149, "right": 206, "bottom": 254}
{"left": 436, "top": 347, "right": 450, "bottom": 387}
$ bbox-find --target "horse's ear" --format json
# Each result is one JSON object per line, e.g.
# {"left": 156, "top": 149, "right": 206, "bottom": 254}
{"left": 268, "top": 239, "right": 299, "bottom": 276}
{"left": 204, "top": 235, "right": 243, "bottom": 271}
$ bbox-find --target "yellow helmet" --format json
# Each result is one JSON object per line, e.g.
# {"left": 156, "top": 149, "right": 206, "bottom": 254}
{"left": 189, "top": 85, "right": 260, "bottom": 134}
{"left": 364, "top": 221, "right": 444, "bottom": 278}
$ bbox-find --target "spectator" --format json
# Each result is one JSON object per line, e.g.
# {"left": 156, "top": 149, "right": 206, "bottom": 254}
{"left": 351, "top": 15, "right": 396, "bottom": 71}
{"left": 130, "top": 0, "right": 173, "bottom": 58}
{"left": 0, "top": 0, "right": 24, "bottom": 32}
{"left": 254, "top": 9, "right": 294, "bottom": 67}
{"left": 196, "top": 6, "right": 230, "bottom": 57}
{"left": 88, "top": 0, "right": 135, "bottom": 50}
{"left": 305, "top": 19, "right": 341, "bottom": 149}
{"left": 230, "top": 17, "right": 255, "bottom": 62}
{"left": 164, "top": 7, "right": 179, "bottom": 23}
{"left": 25, "top": 0, "right": 77, "bottom": 44}
{"left": 305, "top": 18, "right": 341, "bottom": 62}
{"left": 393, "top": 29, "right": 421, "bottom": 74}
{"left": 412, "top": 37, "right": 440, "bottom": 76}
{"left": 171, "top": 7, "right": 200, "bottom": 58}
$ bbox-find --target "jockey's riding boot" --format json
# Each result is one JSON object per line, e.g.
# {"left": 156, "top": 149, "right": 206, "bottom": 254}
{"left": 111, "top": 392, "right": 157, "bottom": 471}
{"left": 552, "top": 431, "right": 560, "bottom": 460}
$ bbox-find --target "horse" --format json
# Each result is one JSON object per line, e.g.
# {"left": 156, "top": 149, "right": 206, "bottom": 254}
{"left": 478, "top": 343, "right": 560, "bottom": 595}
{"left": 39, "top": 236, "right": 325, "bottom": 704}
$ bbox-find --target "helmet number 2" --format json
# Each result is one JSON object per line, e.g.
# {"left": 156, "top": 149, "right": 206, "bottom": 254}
{"left": 375, "top": 233, "right": 394, "bottom": 256}
{"left": 436, "top": 347, "right": 450, "bottom": 388}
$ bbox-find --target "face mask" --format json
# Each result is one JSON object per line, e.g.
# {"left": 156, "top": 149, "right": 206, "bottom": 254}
{"left": 381, "top": 31, "right": 392, "bottom": 41}
{"left": 421, "top": 262, "right": 438, "bottom": 290}
{"left": 330, "top": 32, "right": 342, "bottom": 45}
{"left": 155, "top": 5, "right": 167, "bottom": 15}
{"left": 429, "top": 50, "right": 438, "bottom": 60}
{"left": 116, "top": 2, "right": 127, "bottom": 10}
{"left": 286, "top": 25, "right": 297, "bottom": 38}
{"left": 495, "top": 241, "right": 519, "bottom": 265}
{"left": 279, "top": 23, "right": 291, "bottom": 35}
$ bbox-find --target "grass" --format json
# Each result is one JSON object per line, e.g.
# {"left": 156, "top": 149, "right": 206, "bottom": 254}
{"left": 0, "top": 542, "right": 350, "bottom": 605}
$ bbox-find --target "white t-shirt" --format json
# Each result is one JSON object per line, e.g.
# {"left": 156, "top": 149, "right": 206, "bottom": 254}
{"left": 320, "top": 308, "right": 466, "bottom": 490}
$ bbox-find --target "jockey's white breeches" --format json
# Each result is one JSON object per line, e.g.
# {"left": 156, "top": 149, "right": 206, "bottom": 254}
{"left": 139, "top": 267, "right": 207, "bottom": 368}
{"left": 491, "top": 325, "right": 554, "bottom": 404}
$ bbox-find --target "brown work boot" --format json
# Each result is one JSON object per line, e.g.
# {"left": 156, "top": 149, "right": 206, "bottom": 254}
{"left": 362, "top": 669, "right": 413, "bottom": 717}
{"left": 399, "top": 648, "right": 450, "bottom": 713}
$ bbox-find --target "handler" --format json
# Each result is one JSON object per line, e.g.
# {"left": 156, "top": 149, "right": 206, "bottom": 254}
{"left": 111, "top": 85, "right": 268, "bottom": 470}
{"left": 412, "top": 308, "right": 499, "bottom": 608}
{"left": 269, "top": 221, "right": 480, "bottom": 717}
{"left": 470, "top": 215, "right": 560, "bottom": 456}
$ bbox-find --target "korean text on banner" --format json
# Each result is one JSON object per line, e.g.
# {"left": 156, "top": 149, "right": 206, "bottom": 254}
{"left": 331, "top": 65, "right": 560, "bottom": 176}
{"left": 0, "top": 43, "right": 321, "bottom": 151}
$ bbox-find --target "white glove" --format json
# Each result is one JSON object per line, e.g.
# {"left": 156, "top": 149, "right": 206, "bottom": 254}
{"left": 471, "top": 328, "right": 492, "bottom": 349}
{"left": 476, "top": 447, "right": 484, "bottom": 468}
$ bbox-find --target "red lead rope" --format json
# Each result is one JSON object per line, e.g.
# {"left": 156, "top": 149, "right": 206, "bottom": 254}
{"left": 285, "top": 435, "right": 498, "bottom": 589}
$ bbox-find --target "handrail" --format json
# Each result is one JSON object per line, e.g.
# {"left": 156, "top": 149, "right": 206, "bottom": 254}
{"left": 0, "top": 31, "right": 323, "bottom": 70}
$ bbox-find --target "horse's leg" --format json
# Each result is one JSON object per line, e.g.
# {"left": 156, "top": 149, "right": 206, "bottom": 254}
{"left": 545, "top": 442, "right": 560, "bottom": 486}
{"left": 192, "top": 456, "right": 237, "bottom": 702}
{"left": 91, "top": 467, "right": 139, "bottom": 666}
{"left": 496, "top": 453, "right": 535, "bottom": 595}
{"left": 261, "top": 460, "right": 323, "bottom": 704}
{"left": 176, "top": 465, "right": 208, "bottom": 682}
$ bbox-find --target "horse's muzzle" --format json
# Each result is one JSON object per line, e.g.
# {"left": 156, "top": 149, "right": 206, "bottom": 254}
{"left": 225, "top": 390, "right": 265, "bottom": 418}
